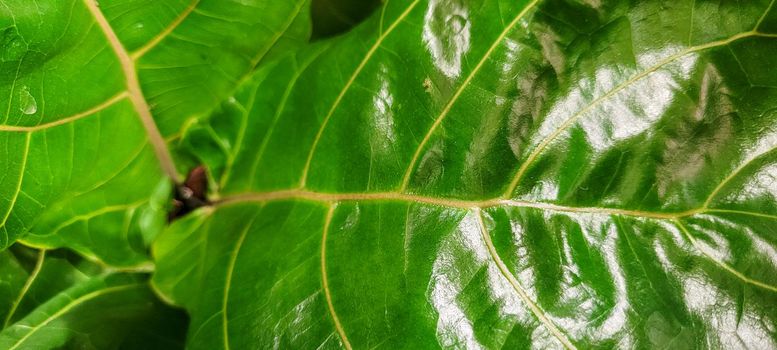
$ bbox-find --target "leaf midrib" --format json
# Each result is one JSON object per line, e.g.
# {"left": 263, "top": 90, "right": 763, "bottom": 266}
{"left": 215, "top": 189, "right": 777, "bottom": 222}
{"left": 212, "top": 188, "right": 777, "bottom": 293}
{"left": 213, "top": 189, "right": 777, "bottom": 294}
{"left": 82, "top": 0, "right": 180, "bottom": 181}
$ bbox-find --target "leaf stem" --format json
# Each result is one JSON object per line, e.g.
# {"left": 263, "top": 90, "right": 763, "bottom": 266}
{"left": 214, "top": 189, "right": 713, "bottom": 220}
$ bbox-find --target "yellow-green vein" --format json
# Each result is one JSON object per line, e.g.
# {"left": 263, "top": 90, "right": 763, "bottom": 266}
{"left": 131, "top": 0, "right": 200, "bottom": 60}
{"left": 2, "top": 249, "right": 45, "bottom": 328}
{"left": 0, "top": 93, "right": 128, "bottom": 132}
{"left": 503, "top": 30, "right": 775, "bottom": 198}
{"left": 219, "top": 81, "right": 260, "bottom": 190}
{"left": 703, "top": 142, "right": 777, "bottom": 209}
{"left": 0, "top": 132, "right": 31, "bottom": 228}
{"left": 299, "top": 0, "right": 422, "bottom": 188}
{"left": 249, "top": 0, "right": 308, "bottom": 68}
{"left": 33, "top": 201, "right": 147, "bottom": 239}
{"left": 222, "top": 210, "right": 261, "bottom": 350}
{"left": 321, "top": 204, "right": 352, "bottom": 349}
{"left": 244, "top": 46, "right": 330, "bottom": 191}
{"left": 7, "top": 283, "right": 144, "bottom": 350}
{"left": 675, "top": 220, "right": 777, "bottom": 292}
{"left": 400, "top": 0, "right": 541, "bottom": 190}
{"left": 755, "top": 0, "right": 776, "bottom": 30}
{"left": 475, "top": 209, "right": 576, "bottom": 349}
{"left": 3, "top": 52, "right": 24, "bottom": 125}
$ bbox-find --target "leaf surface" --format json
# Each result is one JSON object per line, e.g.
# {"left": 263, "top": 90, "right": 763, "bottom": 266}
{"left": 0, "top": 246, "right": 187, "bottom": 349}
{"left": 155, "top": 0, "right": 777, "bottom": 348}
{"left": 0, "top": 0, "right": 312, "bottom": 265}
{"left": 0, "top": 246, "right": 97, "bottom": 328}
{"left": 0, "top": 273, "right": 187, "bottom": 349}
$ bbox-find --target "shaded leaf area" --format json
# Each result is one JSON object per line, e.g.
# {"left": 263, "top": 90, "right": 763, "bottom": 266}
{"left": 311, "top": 0, "right": 382, "bottom": 40}
{"left": 0, "top": 245, "right": 187, "bottom": 349}
{"left": 0, "top": 245, "right": 100, "bottom": 328}
{"left": 0, "top": 0, "right": 312, "bottom": 263}
{"left": 165, "top": 0, "right": 777, "bottom": 348}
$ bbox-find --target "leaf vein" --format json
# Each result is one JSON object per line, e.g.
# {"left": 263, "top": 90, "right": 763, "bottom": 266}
{"left": 2, "top": 249, "right": 45, "bottom": 328}
{"left": 222, "top": 209, "right": 262, "bottom": 350}
{"left": 130, "top": 0, "right": 200, "bottom": 60}
{"left": 400, "top": 0, "right": 541, "bottom": 190}
{"left": 475, "top": 209, "right": 576, "bottom": 349}
{"left": 0, "top": 93, "right": 127, "bottom": 132}
{"left": 675, "top": 220, "right": 777, "bottom": 292}
{"left": 7, "top": 283, "right": 144, "bottom": 350}
{"left": 321, "top": 205, "right": 352, "bottom": 350}
{"left": 298, "top": 0, "right": 422, "bottom": 188}
{"left": 0, "top": 133, "right": 31, "bottom": 229}
{"left": 503, "top": 30, "right": 775, "bottom": 198}
{"left": 82, "top": 0, "right": 180, "bottom": 181}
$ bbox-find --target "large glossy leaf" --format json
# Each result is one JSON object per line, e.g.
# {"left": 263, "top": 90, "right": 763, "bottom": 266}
{"left": 154, "top": 0, "right": 777, "bottom": 348}
{"left": 0, "top": 0, "right": 312, "bottom": 265}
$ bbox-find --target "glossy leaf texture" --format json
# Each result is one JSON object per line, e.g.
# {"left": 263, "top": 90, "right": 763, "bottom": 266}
{"left": 0, "top": 245, "right": 187, "bottom": 349}
{"left": 0, "top": 0, "right": 312, "bottom": 265}
{"left": 157, "top": 0, "right": 777, "bottom": 348}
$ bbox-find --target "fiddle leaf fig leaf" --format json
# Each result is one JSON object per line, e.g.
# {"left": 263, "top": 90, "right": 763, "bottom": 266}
{"left": 0, "top": 0, "right": 312, "bottom": 266}
{"left": 0, "top": 272, "right": 187, "bottom": 350}
{"left": 3, "top": 0, "right": 777, "bottom": 348}
{"left": 0, "top": 247, "right": 96, "bottom": 329}
{"left": 155, "top": 0, "right": 777, "bottom": 348}
{"left": 0, "top": 246, "right": 187, "bottom": 349}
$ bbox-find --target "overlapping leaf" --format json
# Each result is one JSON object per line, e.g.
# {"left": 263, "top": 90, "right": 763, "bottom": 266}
{"left": 1, "top": 1, "right": 316, "bottom": 347}
{"left": 0, "top": 0, "right": 312, "bottom": 265}
{"left": 155, "top": 0, "right": 777, "bottom": 348}
{"left": 0, "top": 246, "right": 187, "bottom": 349}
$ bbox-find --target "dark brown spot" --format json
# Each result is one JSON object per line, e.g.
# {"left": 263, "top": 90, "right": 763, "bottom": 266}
{"left": 169, "top": 165, "right": 210, "bottom": 221}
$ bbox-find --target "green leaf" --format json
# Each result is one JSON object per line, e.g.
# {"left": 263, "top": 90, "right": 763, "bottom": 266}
{"left": 0, "top": 272, "right": 187, "bottom": 350}
{"left": 0, "top": 246, "right": 97, "bottom": 329}
{"left": 0, "top": 245, "right": 187, "bottom": 349}
{"left": 155, "top": 0, "right": 777, "bottom": 348}
{"left": 0, "top": 0, "right": 312, "bottom": 265}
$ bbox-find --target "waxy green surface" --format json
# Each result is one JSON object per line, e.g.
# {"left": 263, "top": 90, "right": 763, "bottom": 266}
{"left": 158, "top": 0, "right": 777, "bottom": 348}
{"left": 0, "top": 0, "right": 312, "bottom": 265}
{"left": 0, "top": 246, "right": 187, "bottom": 349}
{"left": 0, "top": 0, "right": 310, "bottom": 348}
{"left": 2, "top": 0, "right": 777, "bottom": 348}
